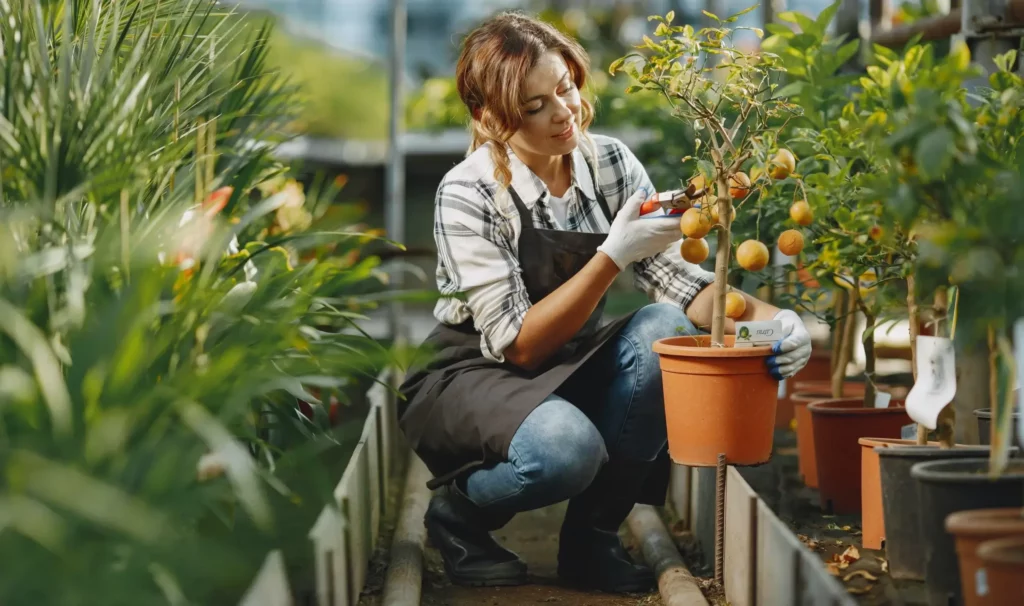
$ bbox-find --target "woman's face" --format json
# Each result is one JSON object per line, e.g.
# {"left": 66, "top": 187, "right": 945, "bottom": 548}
{"left": 509, "top": 50, "right": 581, "bottom": 159}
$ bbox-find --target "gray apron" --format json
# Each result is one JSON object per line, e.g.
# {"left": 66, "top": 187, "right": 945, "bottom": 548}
{"left": 398, "top": 160, "right": 671, "bottom": 505}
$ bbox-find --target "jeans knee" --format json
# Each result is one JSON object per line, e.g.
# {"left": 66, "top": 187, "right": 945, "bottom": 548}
{"left": 513, "top": 398, "right": 607, "bottom": 499}
{"left": 633, "top": 302, "right": 698, "bottom": 343}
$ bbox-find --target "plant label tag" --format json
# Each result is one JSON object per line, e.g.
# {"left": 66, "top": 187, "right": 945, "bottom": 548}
{"left": 874, "top": 391, "right": 892, "bottom": 409}
{"left": 905, "top": 336, "right": 957, "bottom": 429}
{"left": 778, "top": 378, "right": 787, "bottom": 400}
{"left": 734, "top": 320, "right": 783, "bottom": 348}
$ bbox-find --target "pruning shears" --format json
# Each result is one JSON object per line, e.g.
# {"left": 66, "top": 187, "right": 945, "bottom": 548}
{"left": 639, "top": 182, "right": 708, "bottom": 217}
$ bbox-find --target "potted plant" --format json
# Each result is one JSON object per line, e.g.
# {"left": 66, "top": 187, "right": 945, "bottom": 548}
{"left": 612, "top": 7, "right": 809, "bottom": 466}
{"left": 867, "top": 42, "right": 1024, "bottom": 604}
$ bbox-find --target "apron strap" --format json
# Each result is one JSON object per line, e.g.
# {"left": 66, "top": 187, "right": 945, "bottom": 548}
{"left": 507, "top": 186, "right": 536, "bottom": 232}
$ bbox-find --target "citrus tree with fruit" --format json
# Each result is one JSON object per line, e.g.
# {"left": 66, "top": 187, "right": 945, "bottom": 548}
{"left": 612, "top": 7, "right": 812, "bottom": 345}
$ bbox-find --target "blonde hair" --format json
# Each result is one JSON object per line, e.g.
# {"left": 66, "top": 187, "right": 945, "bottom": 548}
{"left": 456, "top": 11, "right": 596, "bottom": 190}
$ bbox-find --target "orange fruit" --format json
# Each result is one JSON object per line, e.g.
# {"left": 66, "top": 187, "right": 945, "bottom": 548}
{"left": 789, "top": 200, "right": 813, "bottom": 226}
{"left": 736, "top": 239, "right": 770, "bottom": 271}
{"left": 680, "top": 208, "right": 713, "bottom": 238}
{"left": 770, "top": 149, "right": 796, "bottom": 180}
{"left": 728, "top": 172, "right": 751, "bottom": 200}
{"left": 725, "top": 291, "right": 746, "bottom": 319}
{"left": 680, "top": 238, "right": 710, "bottom": 264}
{"left": 777, "top": 229, "right": 804, "bottom": 256}
{"left": 869, "top": 225, "right": 884, "bottom": 241}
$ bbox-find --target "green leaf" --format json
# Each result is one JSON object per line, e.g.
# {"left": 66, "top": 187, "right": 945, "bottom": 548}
{"left": 765, "top": 23, "right": 793, "bottom": 37}
{"left": 608, "top": 57, "right": 625, "bottom": 75}
{"left": 815, "top": 0, "right": 843, "bottom": 31}
{"left": 702, "top": 10, "right": 721, "bottom": 23}
{"left": 725, "top": 5, "right": 758, "bottom": 22}
{"left": 775, "top": 81, "right": 807, "bottom": 99}
{"left": 914, "top": 126, "right": 955, "bottom": 179}
{"left": 667, "top": 10, "right": 676, "bottom": 23}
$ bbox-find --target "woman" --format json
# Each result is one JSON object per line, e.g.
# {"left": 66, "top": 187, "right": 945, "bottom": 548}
{"left": 398, "top": 11, "right": 812, "bottom": 594}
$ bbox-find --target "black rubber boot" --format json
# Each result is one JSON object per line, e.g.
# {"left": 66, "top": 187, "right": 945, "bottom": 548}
{"left": 557, "top": 459, "right": 656, "bottom": 593}
{"left": 424, "top": 481, "right": 527, "bottom": 587}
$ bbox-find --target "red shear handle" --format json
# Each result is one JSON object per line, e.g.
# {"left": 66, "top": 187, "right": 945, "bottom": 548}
{"left": 639, "top": 197, "right": 684, "bottom": 216}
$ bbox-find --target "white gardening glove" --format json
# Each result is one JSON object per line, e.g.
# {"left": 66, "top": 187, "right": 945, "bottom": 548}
{"left": 596, "top": 186, "right": 682, "bottom": 270}
{"left": 768, "top": 309, "right": 812, "bottom": 379}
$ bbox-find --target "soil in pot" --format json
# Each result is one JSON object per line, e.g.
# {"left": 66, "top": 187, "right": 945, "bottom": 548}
{"left": 878, "top": 446, "right": 997, "bottom": 581}
{"left": 946, "top": 508, "right": 1024, "bottom": 606}
{"left": 653, "top": 334, "right": 777, "bottom": 466}
{"left": 976, "top": 535, "right": 1024, "bottom": 605}
{"left": 911, "top": 458, "right": 1024, "bottom": 606}
{"left": 974, "top": 408, "right": 1023, "bottom": 449}
{"left": 860, "top": 437, "right": 943, "bottom": 550}
{"left": 808, "top": 399, "right": 910, "bottom": 514}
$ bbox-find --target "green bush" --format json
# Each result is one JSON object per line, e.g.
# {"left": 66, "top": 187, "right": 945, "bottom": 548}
{"left": 0, "top": 1, "right": 396, "bottom": 603}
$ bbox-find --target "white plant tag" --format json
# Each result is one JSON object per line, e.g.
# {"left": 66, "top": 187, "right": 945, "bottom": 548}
{"left": 778, "top": 378, "right": 788, "bottom": 400}
{"left": 874, "top": 391, "right": 892, "bottom": 409}
{"left": 735, "top": 320, "right": 783, "bottom": 348}
{"left": 1015, "top": 318, "right": 1024, "bottom": 447}
{"left": 906, "top": 336, "right": 957, "bottom": 429}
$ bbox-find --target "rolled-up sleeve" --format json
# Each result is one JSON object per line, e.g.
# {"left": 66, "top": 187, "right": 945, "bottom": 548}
{"left": 434, "top": 180, "right": 531, "bottom": 362}
{"left": 612, "top": 140, "right": 715, "bottom": 309}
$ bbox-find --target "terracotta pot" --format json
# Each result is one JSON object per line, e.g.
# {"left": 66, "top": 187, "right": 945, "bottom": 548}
{"left": 859, "top": 437, "right": 940, "bottom": 550}
{"left": 946, "top": 508, "right": 1024, "bottom": 606}
{"left": 653, "top": 334, "right": 777, "bottom": 466}
{"left": 791, "top": 383, "right": 868, "bottom": 488}
{"left": 808, "top": 399, "right": 910, "bottom": 514}
{"left": 977, "top": 535, "right": 1024, "bottom": 605}
{"left": 776, "top": 349, "right": 833, "bottom": 429}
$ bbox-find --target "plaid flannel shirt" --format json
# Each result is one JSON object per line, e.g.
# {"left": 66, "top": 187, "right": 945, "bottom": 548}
{"left": 433, "top": 133, "right": 714, "bottom": 362}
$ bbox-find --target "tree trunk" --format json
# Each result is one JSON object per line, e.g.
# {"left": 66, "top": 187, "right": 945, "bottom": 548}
{"left": 831, "top": 286, "right": 857, "bottom": 398}
{"left": 831, "top": 289, "right": 847, "bottom": 377}
{"left": 710, "top": 178, "right": 732, "bottom": 347}
{"left": 934, "top": 288, "right": 956, "bottom": 448}
{"left": 909, "top": 275, "right": 929, "bottom": 444}
{"left": 863, "top": 309, "right": 877, "bottom": 408}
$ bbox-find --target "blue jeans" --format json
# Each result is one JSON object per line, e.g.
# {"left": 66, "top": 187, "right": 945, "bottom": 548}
{"left": 463, "top": 303, "right": 698, "bottom": 513}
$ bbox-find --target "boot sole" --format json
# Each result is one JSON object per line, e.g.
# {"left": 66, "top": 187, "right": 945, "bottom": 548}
{"left": 557, "top": 566, "right": 655, "bottom": 594}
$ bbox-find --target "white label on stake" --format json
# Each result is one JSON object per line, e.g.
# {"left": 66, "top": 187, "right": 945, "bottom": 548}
{"left": 735, "top": 320, "right": 783, "bottom": 348}
{"left": 874, "top": 391, "right": 892, "bottom": 409}
{"left": 905, "top": 336, "right": 957, "bottom": 429}
{"left": 1015, "top": 319, "right": 1024, "bottom": 448}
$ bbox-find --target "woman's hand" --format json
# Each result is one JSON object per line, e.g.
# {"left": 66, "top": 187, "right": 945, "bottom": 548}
{"left": 596, "top": 187, "right": 683, "bottom": 270}
{"left": 767, "top": 309, "right": 812, "bottom": 379}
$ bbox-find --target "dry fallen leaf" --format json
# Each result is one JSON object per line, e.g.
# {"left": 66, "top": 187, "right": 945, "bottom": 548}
{"left": 826, "top": 562, "right": 843, "bottom": 576}
{"left": 877, "top": 557, "right": 889, "bottom": 573}
{"left": 797, "top": 534, "right": 820, "bottom": 550}
{"left": 847, "top": 586, "right": 873, "bottom": 595}
{"left": 840, "top": 545, "right": 861, "bottom": 564}
{"left": 844, "top": 570, "right": 879, "bottom": 582}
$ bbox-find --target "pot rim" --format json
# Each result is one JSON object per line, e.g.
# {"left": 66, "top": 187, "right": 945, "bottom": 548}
{"left": 946, "top": 507, "right": 1024, "bottom": 537}
{"left": 973, "top": 407, "right": 1021, "bottom": 420}
{"left": 910, "top": 457, "right": 1024, "bottom": 482}
{"left": 977, "top": 535, "right": 1024, "bottom": 565}
{"left": 653, "top": 335, "right": 772, "bottom": 358}
{"left": 859, "top": 437, "right": 930, "bottom": 448}
{"left": 807, "top": 398, "right": 908, "bottom": 416}
{"left": 876, "top": 445, "right": 995, "bottom": 458}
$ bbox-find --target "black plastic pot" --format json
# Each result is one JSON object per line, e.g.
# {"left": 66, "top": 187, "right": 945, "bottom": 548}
{"left": 973, "top": 408, "right": 1022, "bottom": 448}
{"left": 876, "top": 445, "right": 993, "bottom": 580}
{"left": 911, "top": 458, "right": 1024, "bottom": 606}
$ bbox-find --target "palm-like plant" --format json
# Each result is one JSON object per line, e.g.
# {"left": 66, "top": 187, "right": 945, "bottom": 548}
{"left": 0, "top": 1, "right": 397, "bottom": 602}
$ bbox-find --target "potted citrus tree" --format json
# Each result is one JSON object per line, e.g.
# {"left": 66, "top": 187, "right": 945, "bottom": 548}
{"left": 870, "top": 45, "right": 1024, "bottom": 604}
{"left": 610, "top": 7, "right": 809, "bottom": 466}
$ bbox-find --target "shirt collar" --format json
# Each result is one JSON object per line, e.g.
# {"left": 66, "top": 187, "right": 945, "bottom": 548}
{"left": 506, "top": 144, "right": 598, "bottom": 209}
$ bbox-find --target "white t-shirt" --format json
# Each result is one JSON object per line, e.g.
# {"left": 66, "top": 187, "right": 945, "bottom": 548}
{"left": 548, "top": 190, "right": 570, "bottom": 228}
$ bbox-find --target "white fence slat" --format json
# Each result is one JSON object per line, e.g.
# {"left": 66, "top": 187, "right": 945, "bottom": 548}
{"left": 362, "top": 407, "right": 382, "bottom": 549}
{"left": 368, "top": 374, "right": 393, "bottom": 485}
{"left": 238, "top": 551, "right": 292, "bottom": 606}
{"left": 309, "top": 506, "right": 349, "bottom": 606}
{"left": 335, "top": 441, "right": 368, "bottom": 606}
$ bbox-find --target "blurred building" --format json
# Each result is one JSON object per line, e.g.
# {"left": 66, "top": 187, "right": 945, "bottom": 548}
{"left": 237, "top": 0, "right": 837, "bottom": 82}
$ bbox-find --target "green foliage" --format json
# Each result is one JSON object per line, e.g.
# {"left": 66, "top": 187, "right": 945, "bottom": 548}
{"left": 0, "top": 0, "right": 398, "bottom": 602}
